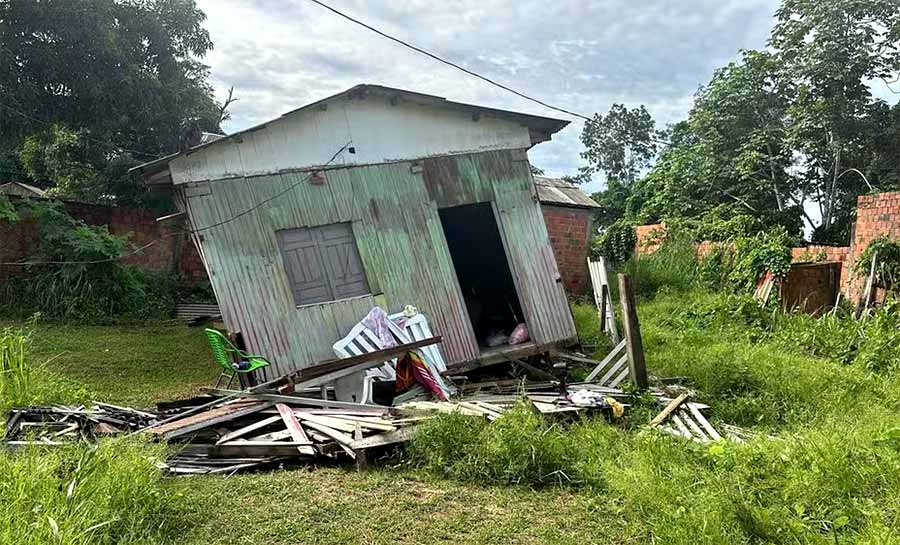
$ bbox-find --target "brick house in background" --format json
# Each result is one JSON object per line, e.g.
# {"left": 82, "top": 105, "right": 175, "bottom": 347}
{"left": 535, "top": 176, "right": 600, "bottom": 295}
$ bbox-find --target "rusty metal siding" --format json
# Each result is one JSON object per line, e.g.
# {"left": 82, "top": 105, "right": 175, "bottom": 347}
{"left": 182, "top": 148, "right": 573, "bottom": 377}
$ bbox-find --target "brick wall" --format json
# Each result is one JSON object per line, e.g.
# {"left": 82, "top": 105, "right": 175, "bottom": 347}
{"left": 0, "top": 199, "right": 206, "bottom": 282}
{"left": 781, "top": 262, "right": 842, "bottom": 315}
{"left": 846, "top": 191, "right": 900, "bottom": 301}
{"left": 542, "top": 205, "right": 594, "bottom": 295}
{"left": 635, "top": 223, "right": 666, "bottom": 253}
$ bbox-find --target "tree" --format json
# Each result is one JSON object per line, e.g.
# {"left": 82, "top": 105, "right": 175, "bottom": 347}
{"left": 579, "top": 104, "right": 662, "bottom": 184}
{"left": 0, "top": 0, "right": 224, "bottom": 206}
{"left": 637, "top": 50, "right": 804, "bottom": 236}
{"left": 771, "top": 0, "right": 900, "bottom": 241}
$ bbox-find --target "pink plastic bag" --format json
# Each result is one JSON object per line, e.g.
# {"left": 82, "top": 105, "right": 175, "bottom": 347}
{"left": 508, "top": 323, "right": 529, "bottom": 345}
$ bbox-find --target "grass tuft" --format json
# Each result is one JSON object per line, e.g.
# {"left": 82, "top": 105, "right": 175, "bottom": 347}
{"left": 0, "top": 439, "right": 185, "bottom": 545}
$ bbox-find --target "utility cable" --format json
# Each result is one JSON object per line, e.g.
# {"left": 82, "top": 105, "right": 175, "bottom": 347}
{"left": 0, "top": 142, "right": 352, "bottom": 266}
{"left": 305, "top": 0, "right": 592, "bottom": 122}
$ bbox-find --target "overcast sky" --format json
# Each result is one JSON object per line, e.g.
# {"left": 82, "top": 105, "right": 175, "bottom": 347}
{"left": 195, "top": 0, "right": 782, "bottom": 193}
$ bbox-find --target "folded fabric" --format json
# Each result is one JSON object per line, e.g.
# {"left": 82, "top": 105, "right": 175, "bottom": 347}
{"left": 395, "top": 351, "right": 449, "bottom": 401}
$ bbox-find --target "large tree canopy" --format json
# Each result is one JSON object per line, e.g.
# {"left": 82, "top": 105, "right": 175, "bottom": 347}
{"left": 583, "top": 0, "right": 900, "bottom": 243}
{"left": 0, "top": 0, "right": 223, "bottom": 206}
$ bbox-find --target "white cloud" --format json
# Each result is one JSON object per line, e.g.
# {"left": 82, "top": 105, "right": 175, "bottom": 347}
{"left": 196, "top": 0, "right": 781, "bottom": 192}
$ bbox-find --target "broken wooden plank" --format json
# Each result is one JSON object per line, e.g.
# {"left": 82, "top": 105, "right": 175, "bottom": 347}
{"left": 293, "top": 411, "right": 363, "bottom": 434}
{"left": 687, "top": 404, "right": 722, "bottom": 441}
{"left": 325, "top": 415, "right": 397, "bottom": 432}
{"left": 210, "top": 390, "right": 388, "bottom": 412}
{"left": 171, "top": 443, "right": 319, "bottom": 458}
{"left": 246, "top": 429, "right": 292, "bottom": 442}
{"left": 215, "top": 415, "right": 282, "bottom": 445}
{"left": 348, "top": 426, "right": 419, "bottom": 450}
{"left": 299, "top": 420, "right": 356, "bottom": 458}
{"left": 584, "top": 340, "right": 627, "bottom": 382}
{"left": 649, "top": 393, "right": 689, "bottom": 428}
{"left": 276, "top": 404, "right": 316, "bottom": 456}
{"left": 159, "top": 401, "right": 274, "bottom": 440}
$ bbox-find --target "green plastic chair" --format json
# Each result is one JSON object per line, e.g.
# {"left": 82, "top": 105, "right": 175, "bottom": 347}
{"left": 204, "top": 328, "right": 270, "bottom": 389}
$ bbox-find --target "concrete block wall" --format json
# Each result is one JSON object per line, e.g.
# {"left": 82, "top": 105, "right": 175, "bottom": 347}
{"left": 542, "top": 205, "right": 593, "bottom": 295}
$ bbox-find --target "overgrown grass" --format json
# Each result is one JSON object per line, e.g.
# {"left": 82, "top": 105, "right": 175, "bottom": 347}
{"left": 0, "top": 327, "right": 189, "bottom": 545}
{"left": 0, "top": 326, "right": 88, "bottom": 414}
{"left": 7, "top": 291, "right": 900, "bottom": 544}
{"left": 406, "top": 290, "right": 900, "bottom": 543}
{"left": 623, "top": 232, "right": 701, "bottom": 297}
{"left": 0, "top": 439, "right": 185, "bottom": 545}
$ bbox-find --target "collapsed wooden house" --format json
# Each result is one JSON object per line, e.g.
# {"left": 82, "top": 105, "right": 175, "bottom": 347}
{"left": 133, "top": 85, "right": 576, "bottom": 379}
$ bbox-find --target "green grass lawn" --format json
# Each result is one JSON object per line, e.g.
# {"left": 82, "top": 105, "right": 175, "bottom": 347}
{"left": 5, "top": 290, "right": 900, "bottom": 544}
{"left": 21, "top": 321, "right": 217, "bottom": 407}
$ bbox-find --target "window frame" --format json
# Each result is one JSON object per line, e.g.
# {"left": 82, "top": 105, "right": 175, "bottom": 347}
{"left": 276, "top": 222, "right": 371, "bottom": 307}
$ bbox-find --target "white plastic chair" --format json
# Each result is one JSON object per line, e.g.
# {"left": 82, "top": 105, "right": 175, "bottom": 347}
{"left": 331, "top": 322, "right": 399, "bottom": 403}
{"left": 387, "top": 312, "right": 447, "bottom": 373}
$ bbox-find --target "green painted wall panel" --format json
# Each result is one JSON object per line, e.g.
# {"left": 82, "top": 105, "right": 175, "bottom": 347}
{"left": 180, "top": 149, "right": 574, "bottom": 376}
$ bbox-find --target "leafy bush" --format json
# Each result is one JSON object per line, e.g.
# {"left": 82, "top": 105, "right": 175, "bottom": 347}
{"left": 728, "top": 228, "right": 792, "bottom": 291}
{"left": 853, "top": 235, "right": 900, "bottom": 290}
{"left": 0, "top": 200, "right": 176, "bottom": 323}
{"left": 593, "top": 219, "right": 637, "bottom": 264}
{"left": 176, "top": 279, "right": 217, "bottom": 304}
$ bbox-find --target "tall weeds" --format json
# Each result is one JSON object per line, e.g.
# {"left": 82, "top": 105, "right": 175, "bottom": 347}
{"left": 0, "top": 327, "right": 29, "bottom": 405}
{"left": 0, "top": 439, "right": 184, "bottom": 545}
{"left": 0, "top": 327, "right": 87, "bottom": 415}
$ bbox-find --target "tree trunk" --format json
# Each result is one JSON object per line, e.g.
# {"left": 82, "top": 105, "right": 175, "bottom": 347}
{"left": 766, "top": 143, "right": 784, "bottom": 211}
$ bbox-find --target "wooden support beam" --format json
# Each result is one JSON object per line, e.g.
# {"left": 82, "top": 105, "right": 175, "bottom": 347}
{"left": 617, "top": 273, "right": 649, "bottom": 390}
{"left": 208, "top": 389, "right": 388, "bottom": 412}
{"left": 649, "top": 393, "right": 689, "bottom": 428}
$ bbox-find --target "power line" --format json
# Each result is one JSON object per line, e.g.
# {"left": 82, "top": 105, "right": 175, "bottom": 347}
{"left": 305, "top": 0, "right": 593, "bottom": 122}
{"left": 0, "top": 100, "right": 161, "bottom": 159}
{"left": 191, "top": 141, "right": 352, "bottom": 233}
{"left": 0, "top": 142, "right": 352, "bottom": 266}
{"left": 1, "top": 235, "right": 176, "bottom": 266}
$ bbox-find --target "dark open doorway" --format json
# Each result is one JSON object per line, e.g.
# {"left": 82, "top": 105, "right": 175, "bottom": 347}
{"left": 439, "top": 203, "right": 526, "bottom": 349}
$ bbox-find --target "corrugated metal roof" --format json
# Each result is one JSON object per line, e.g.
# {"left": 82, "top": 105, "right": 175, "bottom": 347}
{"left": 534, "top": 176, "right": 599, "bottom": 209}
{"left": 0, "top": 181, "right": 47, "bottom": 197}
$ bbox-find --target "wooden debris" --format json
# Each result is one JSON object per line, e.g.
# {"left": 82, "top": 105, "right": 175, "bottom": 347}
{"left": 649, "top": 393, "right": 690, "bottom": 428}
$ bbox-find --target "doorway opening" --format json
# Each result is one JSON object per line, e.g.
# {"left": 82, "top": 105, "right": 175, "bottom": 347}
{"left": 439, "top": 203, "right": 526, "bottom": 349}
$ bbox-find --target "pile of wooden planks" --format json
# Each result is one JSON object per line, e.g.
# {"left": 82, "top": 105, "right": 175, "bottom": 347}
{"left": 4, "top": 403, "right": 157, "bottom": 447}
{"left": 148, "top": 395, "right": 423, "bottom": 474}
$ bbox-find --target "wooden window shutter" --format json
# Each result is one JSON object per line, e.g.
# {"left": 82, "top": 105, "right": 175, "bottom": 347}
{"left": 277, "top": 223, "right": 370, "bottom": 306}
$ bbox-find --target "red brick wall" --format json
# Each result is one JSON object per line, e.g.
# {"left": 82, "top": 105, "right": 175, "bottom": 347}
{"left": 0, "top": 199, "right": 206, "bottom": 282}
{"left": 542, "top": 205, "right": 594, "bottom": 295}
{"left": 635, "top": 223, "right": 666, "bottom": 254}
{"left": 846, "top": 191, "right": 900, "bottom": 300}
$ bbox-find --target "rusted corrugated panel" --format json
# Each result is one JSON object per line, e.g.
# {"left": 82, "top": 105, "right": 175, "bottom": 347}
{"left": 184, "top": 161, "right": 481, "bottom": 376}
{"left": 183, "top": 148, "right": 572, "bottom": 376}
{"left": 423, "top": 151, "right": 577, "bottom": 346}
{"left": 534, "top": 176, "right": 601, "bottom": 209}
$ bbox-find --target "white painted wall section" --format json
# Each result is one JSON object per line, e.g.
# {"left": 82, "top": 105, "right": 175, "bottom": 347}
{"left": 169, "top": 95, "right": 533, "bottom": 184}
